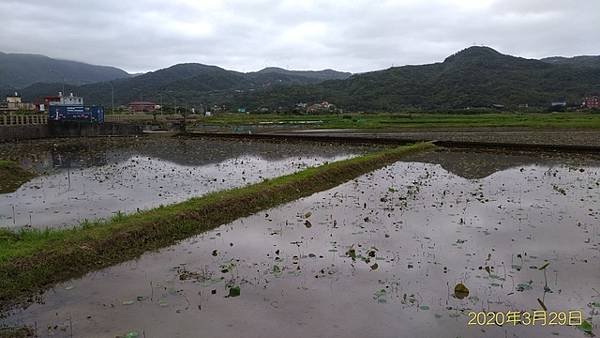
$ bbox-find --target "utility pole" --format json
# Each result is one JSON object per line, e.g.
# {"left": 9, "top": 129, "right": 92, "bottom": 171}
{"left": 109, "top": 82, "right": 115, "bottom": 114}
{"left": 160, "top": 94, "right": 163, "bottom": 116}
{"left": 180, "top": 103, "right": 188, "bottom": 133}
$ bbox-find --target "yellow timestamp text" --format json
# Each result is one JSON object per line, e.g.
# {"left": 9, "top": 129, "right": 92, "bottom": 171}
{"left": 467, "top": 310, "right": 583, "bottom": 326}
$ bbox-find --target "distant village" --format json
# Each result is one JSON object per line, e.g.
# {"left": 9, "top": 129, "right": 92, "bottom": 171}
{"left": 0, "top": 92, "right": 104, "bottom": 124}
{"left": 81, "top": 96, "right": 600, "bottom": 114}
{"left": 1, "top": 91, "right": 599, "bottom": 122}
{"left": 0, "top": 92, "right": 344, "bottom": 118}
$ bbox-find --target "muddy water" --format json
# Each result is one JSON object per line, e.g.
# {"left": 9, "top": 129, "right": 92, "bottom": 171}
{"left": 2, "top": 149, "right": 600, "bottom": 337}
{"left": 0, "top": 137, "right": 372, "bottom": 229}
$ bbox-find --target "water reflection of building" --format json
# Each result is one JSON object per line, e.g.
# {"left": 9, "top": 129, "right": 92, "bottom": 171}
{"left": 50, "top": 147, "right": 110, "bottom": 169}
{"left": 52, "top": 153, "right": 71, "bottom": 168}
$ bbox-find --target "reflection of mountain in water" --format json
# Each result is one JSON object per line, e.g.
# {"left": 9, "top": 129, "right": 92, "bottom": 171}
{"left": 114, "top": 138, "right": 368, "bottom": 167}
{"left": 401, "top": 148, "right": 600, "bottom": 180}
{"left": 0, "top": 137, "right": 373, "bottom": 173}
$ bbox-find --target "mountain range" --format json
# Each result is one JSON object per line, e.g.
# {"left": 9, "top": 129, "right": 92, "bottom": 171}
{"left": 0, "top": 52, "right": 130, "bottom": 89}
{"left": 7, "top": 47, "right": 600, "bottom": 111}
{"left": 237, "top": 47, "right": 600, "bottom": 110}
{"left": 541, "top": 55, "right": 600, "bottom": 69}
{"left": 15, "top": 63, "right": 352, "bottom": 107}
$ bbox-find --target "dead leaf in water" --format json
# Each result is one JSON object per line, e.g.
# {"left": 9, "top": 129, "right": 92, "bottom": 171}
{"left": 454, "top": 283, "right": 470, "bottom": 299}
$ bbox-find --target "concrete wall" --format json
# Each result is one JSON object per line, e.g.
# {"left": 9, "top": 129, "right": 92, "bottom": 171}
{"left": 0, "top": 125, "right": 49, "bottom": 142}
{"left": 0, "top": 122, "right": 143, "bottom": 142}
{"left": 48, "top": 122, "right": 143, "bottom": 138}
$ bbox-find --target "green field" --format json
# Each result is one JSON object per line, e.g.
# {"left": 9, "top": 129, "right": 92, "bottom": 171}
{"left": 197, "top": 112, "right": 600, "bottom": 130}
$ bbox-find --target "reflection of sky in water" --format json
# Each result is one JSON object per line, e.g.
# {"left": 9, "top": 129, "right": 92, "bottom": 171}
{"left": 0, "top": 154, "right": 354, "bottom": 229}
{"left": 4, "top": 155, "right": 599, "bottom": 338}
{"left": 0, "top": 137, "right": 375, "bottom": 174}
{"left": 0, "top": 137, "right": 376, "bottom": 229}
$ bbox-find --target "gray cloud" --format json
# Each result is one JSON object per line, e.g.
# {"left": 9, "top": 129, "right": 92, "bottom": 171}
{"left": 1, "top": 0, "right": 598, "bottom": 73}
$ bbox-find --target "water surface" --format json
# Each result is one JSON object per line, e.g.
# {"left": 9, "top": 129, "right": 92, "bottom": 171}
{"left": 2, "top": 148, "right": 599, "bottom": 338}
{"left": 0, "top": 137, "right": 372, "bottom": 229}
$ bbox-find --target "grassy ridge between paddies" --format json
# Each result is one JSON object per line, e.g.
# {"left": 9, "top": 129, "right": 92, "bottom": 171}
{"left": 0, "top": 160, "right": 36, "bottom": 194}
{"left": 0, "top": 142, "right": 435, "bottom": 310}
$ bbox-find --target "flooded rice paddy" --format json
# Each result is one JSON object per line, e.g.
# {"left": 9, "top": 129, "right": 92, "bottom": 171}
{"left": 2, "top": 147, "right": 600, "bottom": 337}
{"left": 0, "top": 137, "right": 373, "bottom": 229}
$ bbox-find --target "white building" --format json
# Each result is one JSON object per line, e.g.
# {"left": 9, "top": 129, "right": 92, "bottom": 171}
{"left": 51, "top": 92, "right": 84, "bottom": 106}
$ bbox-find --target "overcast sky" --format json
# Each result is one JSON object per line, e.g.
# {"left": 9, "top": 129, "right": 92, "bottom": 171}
{"left": 1, "top": 0, "right": 599, "bottom": 74}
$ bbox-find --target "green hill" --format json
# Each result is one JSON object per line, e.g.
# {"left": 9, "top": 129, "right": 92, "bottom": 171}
{"left": 542, "top": 55, "right": 600, "bottom": 69}
{"left": 18, "top": 47, "right": 600, "bottom": 111}
{"left": 18, "top": 63, "right": 350, "bottom": 107}
{"left": 234, "top": 47, "right": 600, "bottom": 111}
{"left": 249, "top": 68, "right": 351, "bottom": 81}
{"left": 0, "top": 52, "right": 130, "bottom": 89}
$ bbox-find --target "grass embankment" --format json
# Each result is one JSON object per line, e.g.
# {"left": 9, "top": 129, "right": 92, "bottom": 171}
{"left": 0, "top": 160, "right": 36, "bottom": 194}
{"left": 199, "top": 112, "right": 600, "bottom": 130}
{"left": 0, "top": 142, "right": 434, "bottom": 310}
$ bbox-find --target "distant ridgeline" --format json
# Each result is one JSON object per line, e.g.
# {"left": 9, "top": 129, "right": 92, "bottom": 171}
{"left": 233, "top": 47, "right": 600, "bottom": 111}
{"left": 13, "top": 47, "right": 600, "bottom": 112}
{"left": 0, "top": 52, "right": 130, "bottom": 89}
